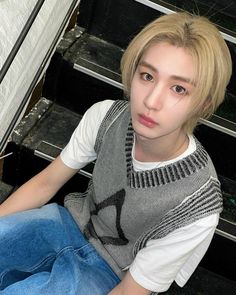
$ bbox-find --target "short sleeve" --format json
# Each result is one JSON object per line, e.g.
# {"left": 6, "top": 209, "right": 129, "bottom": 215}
{"left": 60, "top": 100, "right": 114, "bottom": 169}
{"left": 129, "top": 214, "right": 219, "bottom": 293}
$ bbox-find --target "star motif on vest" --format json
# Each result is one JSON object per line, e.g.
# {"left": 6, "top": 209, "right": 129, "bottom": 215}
{"left": 84, "top": 189, "right": 129, "bottom": 245}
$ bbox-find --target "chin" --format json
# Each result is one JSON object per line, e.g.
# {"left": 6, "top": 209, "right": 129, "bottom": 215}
{"left": 133, "top": 126, "right": 159, "bottom": 141}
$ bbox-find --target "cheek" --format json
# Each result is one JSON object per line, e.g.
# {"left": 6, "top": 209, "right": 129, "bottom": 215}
{"left": 173, "top": 98, "right": 192, "bottom": 115}
{"left": 130, "top": 82, "right": 148, "bottom": 106}
{"left": 130, "top": 83, "right": 140, "bottom": 105}
{"left": 174, "top": 109, "right": 192, "bottom": 126}
{"left": 166, "top": 102, "right": 191, "bottom": 122}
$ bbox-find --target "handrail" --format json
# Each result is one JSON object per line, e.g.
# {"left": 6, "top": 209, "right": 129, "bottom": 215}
{"left": 0, "top": 0, "right": 79, "bottom": 153}
{"left": 0, "top": 0, "right": 46, "bottom": 84}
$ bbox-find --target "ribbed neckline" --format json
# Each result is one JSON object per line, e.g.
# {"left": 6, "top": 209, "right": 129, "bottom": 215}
{"left": 125, "top": 121, "right": 208, "bottom": 188}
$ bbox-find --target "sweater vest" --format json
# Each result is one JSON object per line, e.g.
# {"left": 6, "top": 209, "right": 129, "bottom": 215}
{"left": 64, "top": 100, "right": 223, "bottom": 279}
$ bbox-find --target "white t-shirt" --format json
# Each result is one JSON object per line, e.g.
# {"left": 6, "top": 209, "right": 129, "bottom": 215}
{"left": 61, "top": 100, "right": 219, "bottom": 293}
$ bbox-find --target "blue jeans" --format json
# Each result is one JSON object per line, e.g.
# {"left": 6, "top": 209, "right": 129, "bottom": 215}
{"left": 0, "top": 203, "right": 120, "bottom": 294}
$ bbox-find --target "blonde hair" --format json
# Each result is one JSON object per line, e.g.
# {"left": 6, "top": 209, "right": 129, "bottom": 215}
{"left": 121, "top": 12, "right": 232, "bottom": 133}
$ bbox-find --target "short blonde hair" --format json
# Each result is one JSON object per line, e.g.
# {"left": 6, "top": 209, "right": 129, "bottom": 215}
{"left": 121, "top": 12, "right": 232, "bottom": 133}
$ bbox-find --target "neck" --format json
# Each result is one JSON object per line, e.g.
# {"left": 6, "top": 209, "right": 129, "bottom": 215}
{"left": 134, "top": 132, "right": 189, "bottom": 163}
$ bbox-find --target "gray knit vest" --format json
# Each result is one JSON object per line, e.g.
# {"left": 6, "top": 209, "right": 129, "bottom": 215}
{"left": 64, "top": 100, "right": 223, "bottom": 279}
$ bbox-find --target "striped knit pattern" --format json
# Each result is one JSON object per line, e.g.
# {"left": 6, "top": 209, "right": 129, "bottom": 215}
{"left": 125, "top": 121, "right": 209, "bottom": 188}
{"left": 70, "top": 99, "right": 223, "bottom": 281}
{"left": 96, "top": 103, "right": 209, "bottom": 188}
{"left": 133, "top": 177, "right": 222, "bottom": 256}
{"left": 125, "top": 121, "right": 133, "bottom": 180}
{"left": 93, "top": 100, "right": 222, "bottom": 249}
{"left": 94, "top": 99, "right": 129, "bottom": 154}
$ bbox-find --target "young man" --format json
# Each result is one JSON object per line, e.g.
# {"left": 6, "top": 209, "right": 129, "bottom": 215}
{"left": 0, "top": 12, "right": 232, "bottom": 295}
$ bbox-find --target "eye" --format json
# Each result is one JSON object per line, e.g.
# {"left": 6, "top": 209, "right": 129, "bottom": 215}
{"left": 172, "top": 85, "right": 187, "bottom": 95}
{"left": 141, "top": 72, "right": 153, "bottom": 82}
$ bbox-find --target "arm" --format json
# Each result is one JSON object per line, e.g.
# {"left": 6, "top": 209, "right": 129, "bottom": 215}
{"left": 109, "top": 214, "right": 218, "bottom": 294}
{"left": 0, "top": 156, "right": 78, "bottom": 217}
{"left": 126, "top": 214, "right": 219, "bottom": 293}
{"left": 0, "top": 100, "right": 114, "bottom": 218}
{"left": 108, "top": 271, "right": 151, "bottom": 295}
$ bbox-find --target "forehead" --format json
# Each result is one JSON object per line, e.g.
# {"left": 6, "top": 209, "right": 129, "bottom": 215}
{"left": 139, "top": 42, "right": 195, "bottom": 82}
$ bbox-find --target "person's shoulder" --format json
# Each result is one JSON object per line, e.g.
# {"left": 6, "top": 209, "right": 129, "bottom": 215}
{"left": 93, "top": 99, "right": 129, "bottom": 153}
{"left": 88, "top": 99, "right": 116, "bottom": 114}
{"left": 81, "top": 100, "right": 116, "bottom": 126}
{"left": 87, "top": 99, "right": 128, "bottom": 119}
{"left": 93, "top": 99, "right": 129, "bottom": 127}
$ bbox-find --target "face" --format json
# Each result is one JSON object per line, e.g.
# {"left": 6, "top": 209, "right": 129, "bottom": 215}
{"left": 130, "top": 42, "right": 196, "bottom": 142}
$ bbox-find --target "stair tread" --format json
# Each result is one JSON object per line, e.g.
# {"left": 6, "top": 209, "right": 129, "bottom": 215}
{"left": 64, "top": 32, "right": 123, "bottom": 84}
{"left": 165, "top": 265, "right": 236, "bottom": 294}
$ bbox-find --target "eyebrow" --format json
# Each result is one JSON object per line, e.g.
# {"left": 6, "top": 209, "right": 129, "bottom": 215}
{"left": 138, "top": 60, "right": 194, "bottom": 85}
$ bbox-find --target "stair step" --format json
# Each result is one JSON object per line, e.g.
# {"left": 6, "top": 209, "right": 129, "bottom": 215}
{"left": 0, "top": 181, "right": 14, "bottom": 204}
{"left": 11, "top": 97, "right": 94, "bottom": 180}
{"left": 64, "top": 32, "right": 123, "bottom": 89}
{"left": 134, "top": 0, "right": 236, "bottom": 43}
{"left": 53, "top": 24, "right": 236, "bottom": 137}
{"left": 165, "top": 265, "right": 236, "bottom": 294}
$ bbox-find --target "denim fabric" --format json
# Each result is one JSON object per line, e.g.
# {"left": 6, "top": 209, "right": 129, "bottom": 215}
{"left": 0, "top": 203, "right": 120, "bottom": 294}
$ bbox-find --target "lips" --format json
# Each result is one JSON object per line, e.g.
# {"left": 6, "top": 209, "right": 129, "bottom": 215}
{"left": 138, "top": 114, "right": 157, "bottom": 128}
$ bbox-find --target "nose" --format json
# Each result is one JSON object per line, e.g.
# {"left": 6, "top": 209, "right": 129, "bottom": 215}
{"left": 144, "top": 83, "right": 164, "bottom": 111}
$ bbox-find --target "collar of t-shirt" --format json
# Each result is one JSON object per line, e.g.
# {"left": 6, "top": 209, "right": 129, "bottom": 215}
{"left": 132, "top": 135, "right": 196, "bottom": 172}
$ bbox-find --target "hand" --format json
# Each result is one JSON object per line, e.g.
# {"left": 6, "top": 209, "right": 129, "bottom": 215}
{"left": 108, "top": 271, "right": 151, "bottom": 295}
